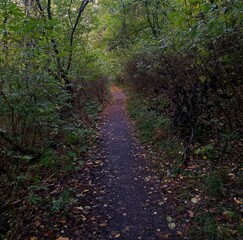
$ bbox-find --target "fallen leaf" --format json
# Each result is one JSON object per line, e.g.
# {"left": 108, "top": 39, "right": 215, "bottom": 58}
{"left": 95, "top": 160, "right": 102, "bottom": 164}
{"left": 158, "top": 233, "right": 170, "bottom": 239}
{"left": 233, "top": 197, "right": 243, "bottom": 205}
{"left": 99, "top": 222, "right": 107, "bottom": 227}
{"left": 76, "top": 206, "right": 84, "bottom": 210}
{"left": 125, "top": 226, "right": 130, "bottom": 231}
{"left": 168, "top": 222, "right": 176, "bottom": 230}
{"left": 191, "top": 197, "right": 198, "bottom": 204}
{"left": 35, "top": 221, "right": 41, "bottom": 227}
{"left": 166, "top": 216, "right": 173, "bottom": 223}
{"left": 114, "top": 233, "right": 121, "bottom": 238}
{"left": 58, "top": 219, "right": 66, "bottom": 224}
{"left": 188, "top": 210, "right": 194, "bottom": 218}
{"left": 56, "top": 237, "right": 69, "bottom": 240}
{"left": 228, "top": 173, "right": 236, "bottom": 179}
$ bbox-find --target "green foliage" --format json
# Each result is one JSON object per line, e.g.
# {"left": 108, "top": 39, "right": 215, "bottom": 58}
{"left": 222, "top": 131, "right": 241, "bottom": 142}
{"left": 236, "top": 171, "right": 243, "bottom": 187}
{"left": 127, "top": 94, "right": 169, "bottom": 142}
{"left": 239, "top": 225, "right": 243, "bottom": 237}
{"left": 0, "top": 4, "right": 108, "bottom": 239}
{"left": 157, "top": 139, "right": 182, "bottom": 159}
{"left": 194, "top": 143, "right": 217, "bottom": 160}
{"left": 85, "top": 101, "right": 103, "bottom": 121}
{"left": 26, "top": 192, "right": 43, "bottom": 205}
{"left": 1, "top": 0, "right": 242, "bottom": 238}
{"left": 205, "top": 170, "right": 223, "bottom": 196}
{"left": 193, "top": 213, "right": 218, "bottom": 240}
{"left": 67, "top": 151, "right": 77, "bottom": 160}
{"left": 51, "top": 190, "right": 73, "bottom": 212}
{"left": 170, "top": 159, "right": 184, "bottom": 176}
{"left": 66, "top": 132, "right": 80, "bottom": 145}
{"left": 107, "top": 2, "right": 242, "bottom": 239}
{"left": 127, "top": 93, "right": 183, "bottom": 172}
{"left": 40, "top": 149, "right": 58, "bottom": 169}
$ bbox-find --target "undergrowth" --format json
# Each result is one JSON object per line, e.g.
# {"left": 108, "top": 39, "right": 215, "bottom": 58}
{"left": 0, "top": 99, "right": 104, "bottom": 239}
{"left": 126, "top": 89, "right": 243, "bottom": 240}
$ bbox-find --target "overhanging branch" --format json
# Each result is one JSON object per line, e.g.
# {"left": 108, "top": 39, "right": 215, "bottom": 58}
{"left": 66, "top": 0, "right": 91, "bottom": 72}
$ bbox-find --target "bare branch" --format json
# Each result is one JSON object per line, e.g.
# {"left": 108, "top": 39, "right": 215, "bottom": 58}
{"left": 35, "top": 0, "right": 45, "bottom": 17}
{"left": 66, "top": 0, "right": 91, "bottom": 72}
{"left": 47, "top": 0, "right": 52, "bottom": 20}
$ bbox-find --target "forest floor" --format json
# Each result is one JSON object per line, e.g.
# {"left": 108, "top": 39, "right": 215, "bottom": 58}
{"left": 87, "top": 86, "right": 178, "bottom": 239}
{"left": 16, "top": 86, "right": 179, "bottom": 240}
{"left": 2, "top": 86, "right": 241, "bottom": 239}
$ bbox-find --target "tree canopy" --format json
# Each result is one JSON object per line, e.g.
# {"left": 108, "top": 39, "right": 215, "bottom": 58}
{"left": 0, "top": 0, "right": 242, "bottom": 239}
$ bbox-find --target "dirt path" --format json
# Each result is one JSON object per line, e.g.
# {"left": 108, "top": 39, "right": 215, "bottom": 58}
{"left": 17, "top": 86, "right": 178, "bottom": 240}
{"left": 91, "top": 86, "right": 177, "bottom": 239}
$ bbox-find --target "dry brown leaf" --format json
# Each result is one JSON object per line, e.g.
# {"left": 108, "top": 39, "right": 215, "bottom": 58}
{"left": 233, "top": 197, "right": 243, "bottom": 205}
{"left": 188, "top": 210, "right": 194, "bottom": 218}
{"left": 114, "top": 233, "right": 121, "bottom": 238}
{"left": 35, "top": 221, "right": 41, "bottom": 227}
{"left": 159, "top": 233, "right": 170, "bottom": 239}
{"left": 95, "top": 160, "right": 102, "bottom": 164}
{"left": 99, "top": 222, "right": 107, "bottom": 227}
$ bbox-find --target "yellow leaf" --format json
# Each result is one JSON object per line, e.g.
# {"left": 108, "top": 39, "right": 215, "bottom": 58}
{"left": 166, "top": 216, "right": 173, "bottom": 223}
{"left": 168, "top": 222, "right": 176, "bottom": 230}
{"left": 203, "top": 155, "right": 207, "bottom": 160}
{"left": 56, "top": 237, "right": 69, "bottom": 240}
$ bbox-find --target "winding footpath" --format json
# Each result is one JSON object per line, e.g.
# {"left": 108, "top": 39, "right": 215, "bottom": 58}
{"left": 21, "top": 86, "right": 178, "bottom": 239}
{"left": 91, "top": 86, "right": 177, "bottom": 239}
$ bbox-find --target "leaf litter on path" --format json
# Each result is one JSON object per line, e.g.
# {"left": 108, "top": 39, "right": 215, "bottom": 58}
{"left": 18, "top": 86, "right": 180, "bottom": 239}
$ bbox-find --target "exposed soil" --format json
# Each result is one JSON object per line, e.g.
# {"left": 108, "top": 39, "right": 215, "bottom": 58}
{"left": 85, "top": 86, "right": 178, "bottom": 239}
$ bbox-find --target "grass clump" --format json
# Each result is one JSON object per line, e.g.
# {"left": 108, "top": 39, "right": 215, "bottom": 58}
{"left": 127, "top": 94, "right": 169, "bottom": 143}
{"left": 205, "top": 170, "right": 223, "bottom": 196}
